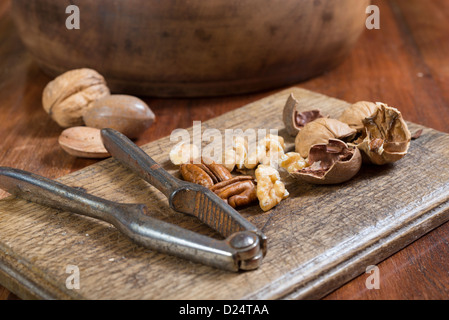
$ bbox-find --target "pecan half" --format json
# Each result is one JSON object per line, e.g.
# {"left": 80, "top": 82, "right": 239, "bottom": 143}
{"left": 180, "top": 164, "right": 215, "bottom": 188}
{"left": 210, "top": 176, "right": 257, "bottom": 208}
{"left": 179, "top": 160, "right": 257, "bottom": 208}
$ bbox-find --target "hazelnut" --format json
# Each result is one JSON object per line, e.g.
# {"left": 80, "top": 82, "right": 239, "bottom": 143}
{"left": 42, "top": 68, "right": 110, "bottom": 128}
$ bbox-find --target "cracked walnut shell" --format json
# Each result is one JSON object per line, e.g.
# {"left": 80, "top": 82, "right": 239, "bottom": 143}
{"left": 295, "top": 118, "right": 357, "bottom": 158}
{"left": 291, "top": 139, "right": 362, "bottom": 185}
{"left": 42, "top": 68, "right": 110, "bottom": 128}
{"left": 283, "top": 93, "right": 326, "bottom": 137}
{"left": 357, "top": 103, "right": 411, "bottom": 165}
{"left": 338, "top": 101, "right": 380, "bottom": 133}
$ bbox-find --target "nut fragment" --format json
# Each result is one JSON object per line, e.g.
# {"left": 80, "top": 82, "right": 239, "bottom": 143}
{"left": 223, "top": 134, "right": 286, "bottom": 172}
{"left": 295, "top": 118, "right": 357, "bottom": 158}
{"left": 280, "top": 152, "right": 308, "bottom": 174}
{"left": 338, "top": 101, "right": 380, "bottom": 133}
{"left": 283, "top": 93, "right": 326, "bottom": 137}
{"left": 248, "top": 134, "right": 286, "bottom": 169}
{"left": 83, "top": 94, "right": 156, "bottom": 139}
{"left": 255, "top": 165, "right": 289, "bottom": 211}
{"left": 234, "top": 137, "right": 248, "bottom": 170}
{"left": 357, "top": 103, "right": 411, "bottom": 165}
{"left": 42, "top": 68, "right": 110, "bottom": 128}
{"left": 58, "top": 126, "right": 110, "bottom": 158}
{"left": 291, "top": 139, "right": 362, "bottom": 185}
{"left": 259, "top": 134, "right": 285, "bottom": 153}
{"left": 169, "top": 143, "right": 200, "bottom": 165}
{"left": 221, "top": 136, "right": 248, "bottom": 171}
{"left": 223, "top": 149, "right": 237, "bottom": 172}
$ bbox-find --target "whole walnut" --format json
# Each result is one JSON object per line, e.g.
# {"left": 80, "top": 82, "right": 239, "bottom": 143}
{"left": 42, "top": 68, "right": 110, "bottom": 128}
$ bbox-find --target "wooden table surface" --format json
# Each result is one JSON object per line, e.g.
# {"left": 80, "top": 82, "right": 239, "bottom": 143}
{"left": 1, "top": 0, "right": 448, "bottom": 300}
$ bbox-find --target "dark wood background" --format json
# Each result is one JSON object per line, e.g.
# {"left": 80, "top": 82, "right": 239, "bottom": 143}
{"left": 1, "top": 0, "right": 448, "bottom": 299}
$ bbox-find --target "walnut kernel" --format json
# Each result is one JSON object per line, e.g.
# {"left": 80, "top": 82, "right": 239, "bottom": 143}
{"left": 255, "top": 165, "right": 289, "bottom": 211}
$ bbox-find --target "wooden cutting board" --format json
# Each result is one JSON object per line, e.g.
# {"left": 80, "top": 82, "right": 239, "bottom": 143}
{"left": 1, "top": 87, "right": 449, "bottom": 300}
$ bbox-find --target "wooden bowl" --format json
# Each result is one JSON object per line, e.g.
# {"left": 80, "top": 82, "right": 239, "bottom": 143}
{"left": 11, "top": 0, "right": 369, "bottom": 97}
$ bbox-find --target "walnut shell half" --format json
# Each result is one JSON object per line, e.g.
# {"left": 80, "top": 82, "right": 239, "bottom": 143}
{"left": 42, "top": 68, "right": 110, "bottom": 128}
{"left": 295, "top": 118, "right": 357, "bottom": 158}
{"left": 338, "top": 101, "right": 380, "bottom": 133}
{"left": 291, "top": 139, "right": 362, "bottom": 185}
{"left": 282, "top": 93, "right": 325, "bottom": 137}
{"left": 357, "top": 103, "right": 411, "bottom": 165}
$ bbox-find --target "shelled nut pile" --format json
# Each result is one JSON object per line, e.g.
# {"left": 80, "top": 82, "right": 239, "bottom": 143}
{"left": 170, "top": 93, "right": 413, "bottom": 213}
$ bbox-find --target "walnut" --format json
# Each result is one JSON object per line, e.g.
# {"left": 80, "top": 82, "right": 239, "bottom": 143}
{"left": 253, "top": 134, "right": 286, "bottom": 169}
{"left": 234, "top": 136, "right": 248, "bottom": 170}
{"left": 221, "top": 136, "right": 248, "bottom": 171}
{"left": 223, "top": 149, "right": 237, "bottom": 172}
{"left": 255, "top": 165, "right": 289, "bottom": 211}
{"left": 169, "top": 143, "right": 200, "bottom": 165}
{"left": 42, "top": 68, "right": 110, "bottom": 128}
{"left": 280, "top": 152, "right": 308, "bottom": 174}
{"left": 222, "top": 134, "right": 286, "bottom": 172}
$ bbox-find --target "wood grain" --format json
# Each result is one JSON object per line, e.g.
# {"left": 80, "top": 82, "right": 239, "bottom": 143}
{"left": 1, "top": 0, "right": 449, "bottom": 299}
{"left": 0, "top": 87, "right": 448, "bottom": 300}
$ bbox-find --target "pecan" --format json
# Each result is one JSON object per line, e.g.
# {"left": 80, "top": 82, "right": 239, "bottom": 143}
{"left": 180, "top": 164, "right": 215, "bottom": 188}
{"left": 179, "top": 160, "right": 257, "bottom": 208}
{"left": 210, "top": 176, "right": 257, "bottom": 208}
